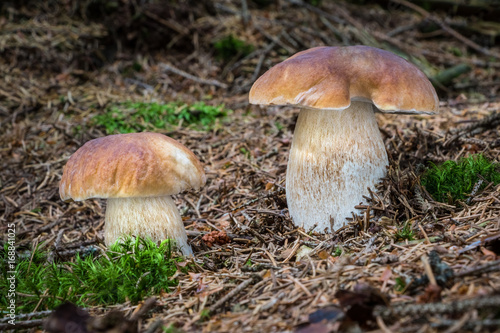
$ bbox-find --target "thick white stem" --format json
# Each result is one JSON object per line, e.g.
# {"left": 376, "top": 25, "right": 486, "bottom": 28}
{"left": 286, "top": 101, "right": 388, "bottom": 232}
{"left": 105, "top": 196, "right": 193, "bottom": 256}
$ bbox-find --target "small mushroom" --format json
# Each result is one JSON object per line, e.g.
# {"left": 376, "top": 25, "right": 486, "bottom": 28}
{"left": 249, "top": 46, "right": 438, "bottom": 232}
{"left": 59, "top": 132, "right": 205, "bottom": 256}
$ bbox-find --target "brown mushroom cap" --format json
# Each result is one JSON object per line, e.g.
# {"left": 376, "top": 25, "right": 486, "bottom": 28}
{"left": 249, "top": 45, "right": 439, "bottom": 114}
{"left": 60, "top": 132, "right": 206, "bottom": 201}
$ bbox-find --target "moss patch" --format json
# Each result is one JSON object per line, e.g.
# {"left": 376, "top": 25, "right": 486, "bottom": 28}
{"left": 0, "top": 238, "right": 182, "bottom": 313}
{"left": 213, "top": 35, "right": 254, "bottom": 61}
{"left": 421, "top": 154, "right": 500, "bottom": 204}
{"left": 93, "top": 101, "right": 230, "bottom": 134}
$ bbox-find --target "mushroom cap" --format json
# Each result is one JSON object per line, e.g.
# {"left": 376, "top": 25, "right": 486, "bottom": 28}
{"left": 60, "top": 132, "right": 206, "bottom": 201}
{"left": 249, "top": 45, "right": 439, "bottom": 114}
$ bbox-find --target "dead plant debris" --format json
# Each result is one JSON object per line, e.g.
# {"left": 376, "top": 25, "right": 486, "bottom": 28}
{"left": 1, "top": 0, "right": 500, "bottom": 332}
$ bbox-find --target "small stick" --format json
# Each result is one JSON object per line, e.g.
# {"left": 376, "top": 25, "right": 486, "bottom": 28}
{"left": 458, "top": 137, "right": 489, "bottom": 147}
{"left": 421, "top": 254, "right": 437, "bottom": 286}
{"left": 286, "top": 0, "right": 345, "bottom": 25}
{"left": 431, "top": 318, "right": 500, "bottom": 330}
{"left": 319, "top": 16, "right": 350, "bottom": 45}
{"left": 288, "top": 275, "right": 312, "bottom": 297}
{"left": 376, "top": 315, "right": 394, "bottom": 333}
{"left": 254, "top": 26, "right": 295, "bottom": 54}
{"left": 364, "top": 206, "right": 370, "bottom": 232}
{"left": 391, "top": 0, "right": 500, "bottom": 59}
{"left": 143, "top": 11, "right": 189, "bottom": 35}
{"left": 445, "top": 112, "right": 500, "bottom": 146}
{"left": 249, "top": 53, "right": 266, "bottom": 86}
{"left": 466, "top": 179, "right": 484, "bottom": 204}
{"left": 243, "top": 248, "right": 254, "bottom": 267}
{"left": 230, "top": 187, "right": 285, "bottom": 213}
{"left": 414, "top": 185, "right": 431, "bottom": 212}
{"left": 443, "top": 312, "right": 471, "bottom": 333}
{"left": 240, "top": 0, "right": 250, "bottom": 26}
{"left": 418, "top": 224, "right": 431, "bottom": 245}
{"left": 160, "top": 64, "right": 228, "bottom": 89}
{"left": 450, "top": 111, "right": 500, "bottom": 135}
{"left": 0, "top": 310, "right": 52, "bottom": 322}
{"left": 282, "top": 238, "right": 302, "bottom": 263}
{"left": 374, "top": 295, "right": 500, "bottom": 318}
{"left": 208, "top": 274, "right": 262, "bottom": 314}
{"left": 227, "top": 39, "right": 277, "bottom": 74}
{"left": 245, "top": 226, "right": 267, "bottom": 244}
{"left": 18, "top": 218, "right": 62, "bottom": 237}
{"left": 0, "top": 319, "right": 44, "bottom": 330}
{"left": 48, "top": 229, "right": 65, "bottom": 263}
{"left": 241, "top": 263, "right": 279, "bottom": 272}
{"left": 144, "top": 319, "right": 164, "bottom": 333}
{"left": 129, "top": 297, "right": 157, "bottom": 322}
{"left": 32, "top": 289, "right": 49, "bottom": 313}
{"left": 54, "top": 229, "right": 65, "bottom": 249}
{"left": 454, "top": 259, "right": 500, "bottom": 278}
{"left": 264, "top": 249, "right": 279, "bottom": 267}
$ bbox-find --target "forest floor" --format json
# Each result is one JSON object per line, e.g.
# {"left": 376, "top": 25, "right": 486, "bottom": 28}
{"left": 1, "top": 0, "right": 500, "bottom": 332}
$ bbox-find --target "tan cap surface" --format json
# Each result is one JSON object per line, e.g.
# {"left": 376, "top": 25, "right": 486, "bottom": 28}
{"left": 249, "top": 45, "right": 439, "bottom": 114}
{"left": 60, "top": 132, "right": 206, "bottom": 201}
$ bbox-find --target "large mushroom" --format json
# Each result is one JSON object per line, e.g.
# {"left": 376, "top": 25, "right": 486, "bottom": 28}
{"left": 249, "top": 46, "right": 438, "bottom": 232}
{"left": 59, "top": 132, "right": 205, "bottom": 256}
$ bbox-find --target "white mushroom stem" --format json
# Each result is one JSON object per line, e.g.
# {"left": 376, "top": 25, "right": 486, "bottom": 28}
{"left": 286, "top": 101, "right": 388, "bottom": 232}
{"left": 104, "top": 196, "right": 193, "bottom": 256}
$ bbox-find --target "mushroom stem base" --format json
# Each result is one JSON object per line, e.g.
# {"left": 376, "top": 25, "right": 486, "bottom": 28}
{"left": 104, "top": 196, "right": 193, "bottom": 256}
{"left": 286, "top": 101, "right": 388, "bottom": 232}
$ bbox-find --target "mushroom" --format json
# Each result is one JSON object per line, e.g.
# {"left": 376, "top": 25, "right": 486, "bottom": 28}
{"left": 249, "top": 46, "right": 438, "bottom": 232}
{"left": 59, "top": 132, "right": 205, "bottom": 256}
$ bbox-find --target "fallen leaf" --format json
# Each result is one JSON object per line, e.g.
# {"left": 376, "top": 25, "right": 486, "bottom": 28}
{"left": 280, "top": 247, "right": 295, "bottom": 260}
{"left": 265, "top": 182, "right": 274, "bottom": 191}
{"left": 189, "top": 272, "right": 202, "bottom": 281}
{"left": 380, "top": 266, "right": 392, "bottom": 282}
{"left": 196, "top": 281, "right": 208, "bottom": 293}
{"left": 318, "top": 251, "right": 330, "bottom": 260}
{"left": 296, "top": 245, "right": 313, "bottom": 262}
{"left": 481, "top": 246, "right": 497, "bottom": 258}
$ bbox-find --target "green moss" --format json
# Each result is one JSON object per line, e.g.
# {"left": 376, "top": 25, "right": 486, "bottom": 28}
{"left": 332, "top": 247, "right": 342, "bottom": 257}
{"left": 213, "top": 35, "right": 254, "bottom": 61}
{"left": 0, "top": 237, "right": 182, "bottom": 313}
{"left": 239, "top": 147, "right": 250, "bottom": 159}
{"left": 395, "top": 221, "right": 415, "bottom": 241}
{"left": 395, "top": 277, "right": 407, "bottom": 292}
{"left": 421, "top": 154, "right": 500, "bottom": 204}
{"left": 199, "top": 308, "right": 211, "bottom": 321}
{"left": 274, "top": 121, "right": 284, "bottom": 131}
{"left": 162, "top": 324, "right": 185, "bottom": 333}
{"left": 92, "top": 101, "right": 230, "bottom": 134}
